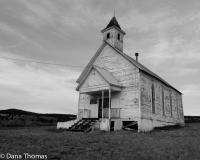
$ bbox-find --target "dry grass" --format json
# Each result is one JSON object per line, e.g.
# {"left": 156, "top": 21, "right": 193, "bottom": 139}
{"left": 0, "top": 123, "right": 200, "bottom": 160}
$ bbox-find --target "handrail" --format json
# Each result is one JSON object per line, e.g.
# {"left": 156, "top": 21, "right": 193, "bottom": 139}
{"left": 103, "top": 108, "right": 120, "bottom": 118}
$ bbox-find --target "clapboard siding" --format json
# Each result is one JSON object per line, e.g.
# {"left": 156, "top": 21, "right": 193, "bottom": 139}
{"left": 79, "top": 69, "right": 108, "bottom": 92}
{"left": 140, "top": 72, "right": 184, "bottom": 128}
{"left": 79, "top": 94, "right": 98, "bottom": 118}
{"left": 94, "top": 45, "right": 139, "bottom": 87}
{"left": 78, "top": 45, "right": 140, "bottom": 119}
{"left": 94, "top": 45, "right": 140, "bottom": 118}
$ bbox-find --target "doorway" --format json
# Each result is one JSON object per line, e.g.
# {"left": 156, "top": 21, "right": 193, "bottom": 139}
{"left": 110, "top": 121, "right": 115, "bottom": 131}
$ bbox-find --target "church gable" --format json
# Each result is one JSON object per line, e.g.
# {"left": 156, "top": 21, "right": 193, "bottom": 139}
{"left": 77, "top": 42, "right": 140, "bottom": 87}
{"left": 93, "top": 44, "right": 139, "bottom": 87}
{"left": 78, "top": 68, "right": 108, "bottom": 92}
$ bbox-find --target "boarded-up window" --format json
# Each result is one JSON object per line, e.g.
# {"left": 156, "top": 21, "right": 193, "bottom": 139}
{"left": 162, "top": 87, "right": 165, "bottom": 116}
{"left": 170, "top": 91, "right": 173, "bottom": 117}
{"left": 176, "top": 94, "right": 179, "bottom": 119}
{"left": 152, "top": 83, "right": 155, "bottom": 114}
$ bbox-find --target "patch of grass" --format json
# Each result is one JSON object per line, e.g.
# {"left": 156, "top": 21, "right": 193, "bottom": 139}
{"left": 0, "top": 124, "right": 200, "bottom": 160}
{"left": 154, "top": 124, "right": 183, "bottom": 131}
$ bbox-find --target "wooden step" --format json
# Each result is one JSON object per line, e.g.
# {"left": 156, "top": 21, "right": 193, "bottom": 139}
{"left": 67, "top": 119, "right": 98, "bottom": 132}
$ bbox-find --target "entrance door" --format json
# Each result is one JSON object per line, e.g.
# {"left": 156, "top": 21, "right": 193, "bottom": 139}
{"left": 98, "top": 98, "right": 109, "bottom": 118}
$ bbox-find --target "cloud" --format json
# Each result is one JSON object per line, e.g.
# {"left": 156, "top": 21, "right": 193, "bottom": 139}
{"left": 181, "top": 84, "right": 200, "bottom": 116}
{"left": 0, "top": 0, "right": 199, "bottom": 115}
{"left": 19, "top": 0, "right": 55, "bottom": 27}
{"left": 0, "top": 52, "right": 80, "bottom": 114}
{"left": 182, "top": 84, "right": 200, "bottom": 97}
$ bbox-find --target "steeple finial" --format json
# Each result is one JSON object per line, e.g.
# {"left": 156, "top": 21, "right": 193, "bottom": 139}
{"left": 114, "top": 9, "right": 115, "bottom": 17}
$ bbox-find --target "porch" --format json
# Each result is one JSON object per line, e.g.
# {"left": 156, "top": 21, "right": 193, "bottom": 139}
{"left": 79, "top": 86, "right": 122, "bottom": 119}
{"left": 77, "top": 65, "right": 123, "bottom": 120}
{"left": 79, "top": 108, "right": 121, "bottom": 119}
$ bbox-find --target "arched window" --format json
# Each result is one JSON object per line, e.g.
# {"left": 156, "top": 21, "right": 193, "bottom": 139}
{"left": 152, "top": 83, "right": 155, "bottom": 114}
{"left": 170, "top": 91, "right": 173, "bottom": 117}
{"left": 117, "top": 33, "right": 120, "bottom": 40}
{"left": 162, "top": 87, "right": 165, "bottom": 116}
{"left": 107, "top": 33, "right": 110, "bottom": 39}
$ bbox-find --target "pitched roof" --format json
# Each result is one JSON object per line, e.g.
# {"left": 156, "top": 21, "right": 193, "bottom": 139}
{"left": 76, "top": 65, "right": 121, "bottom": 91}
{"left": 101, "top": 16, "right": 125, "bottom": 34}
{"left": 105, "top": 16, "right": 121, "bottom": 30}
{"left": 76, "top": 41, "right": 182, "bottom": 94}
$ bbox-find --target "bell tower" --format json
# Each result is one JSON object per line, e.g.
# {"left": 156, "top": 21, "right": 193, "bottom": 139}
{"left": 101, "top": 16, "right": 125, "bottom": 51}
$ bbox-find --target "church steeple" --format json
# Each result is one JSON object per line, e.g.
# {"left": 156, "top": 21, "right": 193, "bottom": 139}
{"left": 101, "top": 16, "right": 125, "bottom": 51}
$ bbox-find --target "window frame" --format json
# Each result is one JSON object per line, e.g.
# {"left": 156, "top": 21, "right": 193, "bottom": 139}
{"left": 151, "top": 82, "right": 156, "bottom": 114}
{"left": 117, "top": 33, "right": 120, "bottom": 40}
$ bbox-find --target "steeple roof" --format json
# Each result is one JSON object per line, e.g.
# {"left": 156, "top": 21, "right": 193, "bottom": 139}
{"left": 101, "top": 16, "right": 125, "bottom": 34}
{"left": 105, "top": 16, "right": 121, "bottom": 30}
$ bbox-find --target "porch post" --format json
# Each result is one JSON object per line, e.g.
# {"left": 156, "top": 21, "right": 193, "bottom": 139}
{"left": 108, "top": 87, "right": 111, "bottom": 130}
{"left": 101, "top": 90, "right": 104, "bottom": 118}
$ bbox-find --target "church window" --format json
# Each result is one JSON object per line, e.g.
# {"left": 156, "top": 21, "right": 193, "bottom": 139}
{"left": 117, "top": 33, "right": 120, "bottom": 40}
{"left": 176, "top": 94, "right": 179, "bottom": 118}
{"left": 162, "top": 87, "right": 165, "bottom": 116}
{"left": 170, "top": 91, "right": 173, "bottom": 117}
{"left": 107, "top": 33, "right": 110, "bottom": 39}
{"left": 152, "top": 83, "right": 155, "bottom": 114}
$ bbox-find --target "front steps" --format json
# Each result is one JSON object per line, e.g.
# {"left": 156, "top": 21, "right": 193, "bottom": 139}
{"left": 67, "top": 118, "right": 99, "bottom": 132}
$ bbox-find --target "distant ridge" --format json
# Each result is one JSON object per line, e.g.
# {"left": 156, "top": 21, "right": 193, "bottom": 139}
{"left": 0, "top": 108, "right": 76, "bottom": 127}
{"left": 0, "top": 108, "right": 75, "bottom": 116}
{"left": 0, "top": 108, "right": 40, "bottom": 115}
{"left": 184, "top": 116, "right": 200, "bottom": 123}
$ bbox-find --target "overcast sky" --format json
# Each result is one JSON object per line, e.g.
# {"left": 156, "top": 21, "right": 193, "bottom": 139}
{"left": 0, "top": 0, "right": 199, "bottom": 115}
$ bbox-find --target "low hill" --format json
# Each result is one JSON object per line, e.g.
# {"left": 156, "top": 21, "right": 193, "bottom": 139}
{"left": 184, "top": 116, "right": 200, "bottom": 123}
{"left": 0, "top": 108, "right": 76, "bottom": 127}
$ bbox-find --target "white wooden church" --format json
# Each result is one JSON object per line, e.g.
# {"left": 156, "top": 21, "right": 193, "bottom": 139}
{"left": 58, "top": 16, "right": 184, "bottom": 132}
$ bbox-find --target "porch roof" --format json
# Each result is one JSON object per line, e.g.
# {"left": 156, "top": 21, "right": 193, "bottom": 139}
{"left": 76, "top": 65, "right": 122, "bottom": 91}
{"left": 93, "top": 65, "right": 121, "bottom": 87}
{"left": 79, "top": 85, "right": 121, "bottom": 94}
